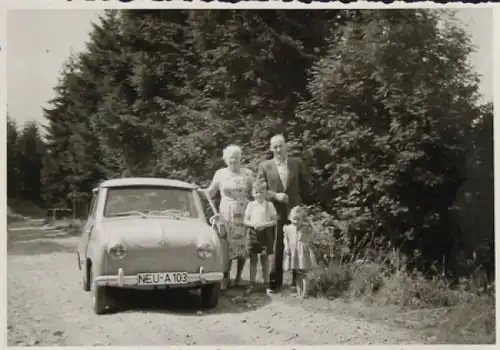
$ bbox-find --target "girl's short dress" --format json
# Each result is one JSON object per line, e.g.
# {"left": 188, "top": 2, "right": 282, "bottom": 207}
{"left": 283, "top": 224, "right": 317, "bottom": 272}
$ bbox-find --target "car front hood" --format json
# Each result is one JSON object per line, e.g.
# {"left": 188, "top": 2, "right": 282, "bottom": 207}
{"left": 99, "top": 217, "right": 214, "bottom": 249}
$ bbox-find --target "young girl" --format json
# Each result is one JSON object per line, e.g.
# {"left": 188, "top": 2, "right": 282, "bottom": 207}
{"left": 244, "top": 181, "right": 278, "bottom": 292}
{"left": 283, "top": 206, "right": 317, "bottom": 298}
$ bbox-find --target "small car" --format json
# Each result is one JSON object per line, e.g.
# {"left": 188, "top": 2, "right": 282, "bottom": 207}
{"left": 76, "top": 177, "right": 226, "bottom": 314}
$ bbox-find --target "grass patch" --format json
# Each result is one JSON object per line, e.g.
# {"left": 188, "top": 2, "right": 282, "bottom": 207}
{"left": 302, "top": 209, "right": 495, "bottom": 344}
{"left": 306, "top": 261, "right": 495, "bottom": 344}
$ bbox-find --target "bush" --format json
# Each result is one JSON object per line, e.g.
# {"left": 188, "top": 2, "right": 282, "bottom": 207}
{"left": 308, "top": 264, "right": 352, "bottom": 299}
{"left": 306, "top": 206, "right": 495, "bottom": 343}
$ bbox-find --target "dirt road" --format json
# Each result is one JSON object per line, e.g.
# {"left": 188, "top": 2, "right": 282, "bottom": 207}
{"left": 7, "top": 225, "right": 426, "bottom": 346}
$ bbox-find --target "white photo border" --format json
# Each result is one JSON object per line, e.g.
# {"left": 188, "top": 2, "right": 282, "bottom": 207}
{"left": 0, "top": 1, "right": 498, "bottom": 350}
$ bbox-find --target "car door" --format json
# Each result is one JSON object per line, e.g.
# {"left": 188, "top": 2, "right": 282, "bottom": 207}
{"left": 197, "top": 189, "right": 229, "bottom": 268}
{"left": 77, "top": 189, "right": 99, "bottom": 269}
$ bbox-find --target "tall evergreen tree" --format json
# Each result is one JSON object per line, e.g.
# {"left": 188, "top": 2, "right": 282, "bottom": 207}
{"left": 41, "top": 55, "right": 82, "bottom": 207}
{"left": 7, "top": 115, "right": 21, "bottom": 198}
{"left": 17, "top": 121, "right": 45, "bottom": 202}
{"left": 171, "top": 10, "right": 342, "bottom": 181}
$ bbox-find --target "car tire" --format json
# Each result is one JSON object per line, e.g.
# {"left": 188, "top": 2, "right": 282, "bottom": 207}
{"left": 90, "top": 268, "right": 107, "bottom": 315}
{"left": 82, "top": 275, "right": 90, "bottom": 292}
{"left": 82, "top": 263, "right": 91, "bottom": 292}
{"left": 200, "top": 283, "right": 221, "bottom": 309}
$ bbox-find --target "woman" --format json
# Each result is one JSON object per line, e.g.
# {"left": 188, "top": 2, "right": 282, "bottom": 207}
{"left": 205, "top": 144, "right": 254, "bottom": 290}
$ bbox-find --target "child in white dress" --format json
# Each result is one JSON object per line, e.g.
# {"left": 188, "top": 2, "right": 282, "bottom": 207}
{"left": 244, "top": 181, "right": 278, "bottom": 293}
{"left": 283, "top": 206, "right": 317, "bottom": 298}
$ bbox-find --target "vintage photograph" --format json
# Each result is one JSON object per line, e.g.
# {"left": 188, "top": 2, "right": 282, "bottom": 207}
{"left": 6, "top": 7, "right": 495, "bottom": 346}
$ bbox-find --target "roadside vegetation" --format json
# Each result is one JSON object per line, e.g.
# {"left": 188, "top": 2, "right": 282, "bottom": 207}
{"left": 304, "top": 208, "right": 495, "bottom": 344}
{"left": 7, "top": 9, "right": 494, "bottom": 344}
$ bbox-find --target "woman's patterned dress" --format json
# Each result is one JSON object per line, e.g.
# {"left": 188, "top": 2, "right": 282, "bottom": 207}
{"left": 211, "top": 167, "right": 254, "bottom": 259}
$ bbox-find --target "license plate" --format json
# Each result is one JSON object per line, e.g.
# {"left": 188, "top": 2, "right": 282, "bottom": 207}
{"left": 137, "top": 272, "right": 188, "bottom": 285}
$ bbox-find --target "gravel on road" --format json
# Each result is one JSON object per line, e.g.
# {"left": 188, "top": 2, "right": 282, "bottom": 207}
{"left": 7, "top": 226, "right": 426, "bottom": 346}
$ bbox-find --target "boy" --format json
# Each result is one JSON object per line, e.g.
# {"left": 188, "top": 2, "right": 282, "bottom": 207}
{"left": 244, "top": 181, "right": 278, "bottom": 293}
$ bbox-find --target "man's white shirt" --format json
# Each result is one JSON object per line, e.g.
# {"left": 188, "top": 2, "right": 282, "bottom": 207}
{"left": 274, "top": 157, "right": 289, "bottom": 190}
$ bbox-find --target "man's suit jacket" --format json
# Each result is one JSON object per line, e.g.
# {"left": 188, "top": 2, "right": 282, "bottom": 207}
{"left": 257, "top": 157, "right": 311, "bottom": 218}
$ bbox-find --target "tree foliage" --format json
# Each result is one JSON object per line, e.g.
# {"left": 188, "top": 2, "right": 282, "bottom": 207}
{"left": 7, "top": 115, "right": 45, "bottom": 202}
{"left": 7, "top": 116, "right": 21, "bottom": 199}
{"left": 296, "top": 9, "right": 486, "bottom": 273}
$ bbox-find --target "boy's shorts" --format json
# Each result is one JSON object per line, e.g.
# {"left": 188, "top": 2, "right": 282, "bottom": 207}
{"left": 247, "top": 226, "right": 275, "bottom": 255}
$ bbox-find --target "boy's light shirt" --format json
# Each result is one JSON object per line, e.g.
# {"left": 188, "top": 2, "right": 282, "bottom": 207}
{"left": 246, "top": 200, "right": 277, "bottom": 227}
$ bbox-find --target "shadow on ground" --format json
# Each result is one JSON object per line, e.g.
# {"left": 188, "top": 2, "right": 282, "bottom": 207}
{"left": 104, "top": 283, "right": 272, "bottom": 316}
{"left": 7, "top": 227, "right": 79, "bottom": 256}
{"left": 8, "top": 227, "right": 79, "bottom": 242}
{"left": 8, "top": 239, "right": 76, "bottom": 256}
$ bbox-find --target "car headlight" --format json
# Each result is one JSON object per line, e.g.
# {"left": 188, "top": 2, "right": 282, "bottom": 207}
{"left": 108, "top": 243, "right": 128, "bottom": 260}
{"left": 196, "top": 243, "right": 214, "bottom": 260}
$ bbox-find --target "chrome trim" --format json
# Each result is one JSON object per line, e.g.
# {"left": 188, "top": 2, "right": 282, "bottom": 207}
{"left": 118, "top": 267, "right": 124, "bottom": 286}
{"left": 199, "top": 266, "right": 206, "bottom": 283}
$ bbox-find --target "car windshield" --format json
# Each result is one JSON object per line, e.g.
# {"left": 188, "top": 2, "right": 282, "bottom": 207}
{"left": 103, "top": 186, "right": 201, "bottom": 219}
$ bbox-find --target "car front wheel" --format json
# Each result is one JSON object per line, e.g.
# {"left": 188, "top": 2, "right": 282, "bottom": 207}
{"left": 200, "top": 283, "right": 221, "bottom": 309}
{"left": 82, "top": 262, "right": 91, "bottom": 292}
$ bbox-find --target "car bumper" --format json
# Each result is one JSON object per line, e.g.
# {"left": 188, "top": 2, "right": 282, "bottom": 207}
{"left": 95, "top": 267, "right": 223, "bottom": 289}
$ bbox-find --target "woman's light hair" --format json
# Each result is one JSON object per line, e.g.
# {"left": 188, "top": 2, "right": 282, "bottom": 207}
{"left": 222, "top": 144, "right": 242, "bottom": 164}
{"left": 288, "top": 205, "right": 307, "bottom": 221}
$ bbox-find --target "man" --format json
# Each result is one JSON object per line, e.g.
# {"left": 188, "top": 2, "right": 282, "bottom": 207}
{"left": 257, "top": 134, "right": 311, "bottom": 293}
